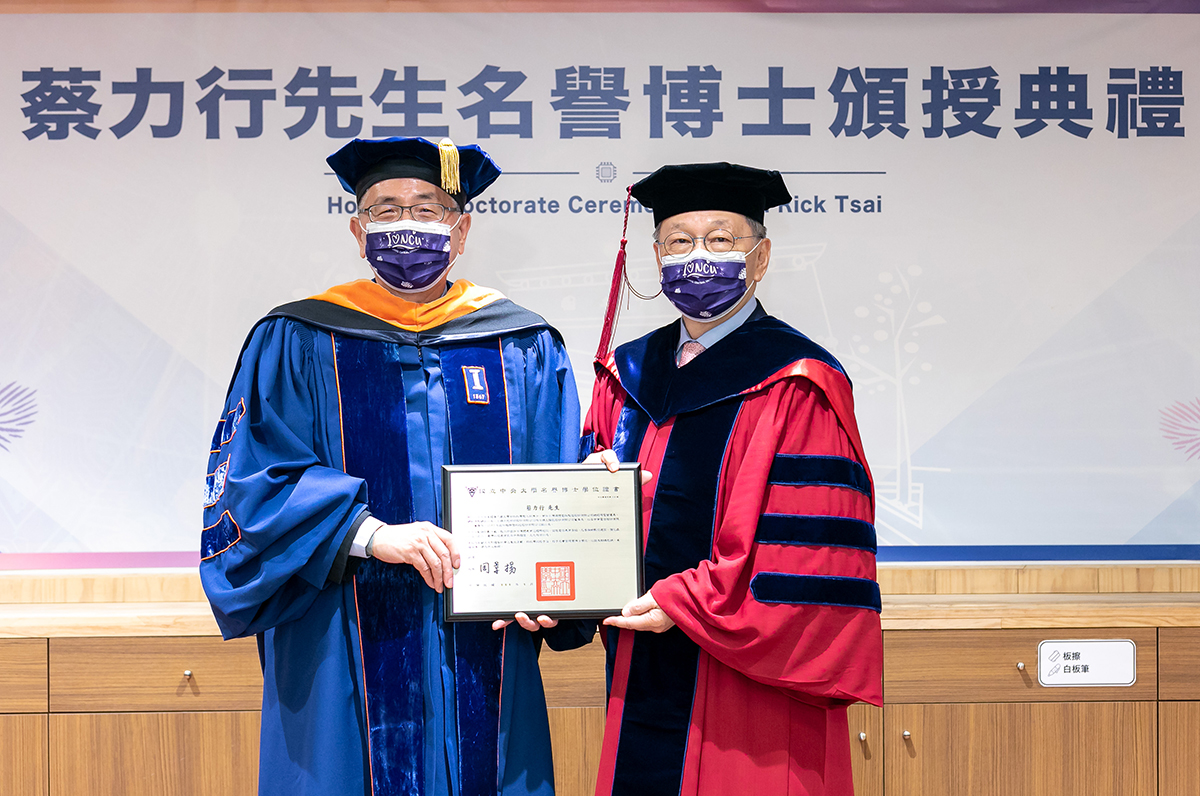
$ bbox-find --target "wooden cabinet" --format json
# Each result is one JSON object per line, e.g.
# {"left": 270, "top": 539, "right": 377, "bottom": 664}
{"left": 49, "top": 711, "right": 260, "bottom": 796}
{"left": 542, "top": 643, "right": 606, "bottom": 796}
{"left": 1159, "top": 628, "right": 1200, "bottom": 700}
{"left": 0, "top": 636, "right": 263, "bottom": 796}
{"left": 0, "top": 638, "right": 48, "bottom": 712}
{"left": 1, "top": 576, "right": 1196, "bottom": 796}
{"left": 49, "top": 637, "right": 261, "bottom": 713}
{"left": 884, "top": 628, "right": 1158, "bottom": 703}
{"left": 548, "top": 707, "right": 605, "bottom": 796}
{"left": 1160, "top": 701, "right": 1200, "bottom": 796}
{"left": 0, "top": 713, "right": 47, "bottom": 796}
{"left": 1159, "top": 631, "right": 1200, "bottom": 796}
{"left": 541, "top": 642, "right": 606, "bottom": 709}
{"left": 848, "top": 703, "right": 883, "bottom": 796}
{"left": 885, "top": 701, "right": 1157, "bottom": 796}
{"left": 885, "top": 629, "right": 1160, "bottom": 796}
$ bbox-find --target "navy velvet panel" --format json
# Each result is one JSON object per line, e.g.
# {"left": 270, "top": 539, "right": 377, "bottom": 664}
{"left": 450, "top": 621, "right": 502, "bottom": 796}
{"left": 335, "top": 335, "right": 424, "bottom": 796}
{"left": 442, "top": 338, "right": 509, "bottom": 796}
{"left": 750, "top": 573, "right": 883, "bottom": 613}
{"left": 755, "top": 514, "right": 878, "bottom": 554}
{"left": 613, "top": 313, "right": 848, "bottom": 425}
{"left": 604, "top": 625, "right": 619, "bottom": 698}
{"left": 611, "top": 399, "right": 742, "bottom": 796}
{"left": 611, "top": 402, "right": 651, "bottom": 464}
{"left": 441, "top": 342, "right": 512, "bottom": 466}
{"left": 768, "top": 454, "right": 871, "bottom": 495}
{"left": 578, "top": 431, "right": 596, "bottom": 463}
{"left": 640, "top": 401, "right": 742, "bottom": 588}
{"left": 612, "top": 628, "right": 702, "bottom": 796}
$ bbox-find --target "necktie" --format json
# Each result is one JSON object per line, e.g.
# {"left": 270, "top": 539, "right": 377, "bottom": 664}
{"left": 677, "top": 340, "right": 706, "bottom": 368}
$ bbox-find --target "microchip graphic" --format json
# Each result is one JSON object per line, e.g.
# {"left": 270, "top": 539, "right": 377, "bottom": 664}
{"left": 462, "top": 366, "right": 489, "bottom": 404}
{"left": 596, "top": 162, "right": 617, "bottom": 183}
{"left": 536, "top": 562, "right": 576, "bottom": 601}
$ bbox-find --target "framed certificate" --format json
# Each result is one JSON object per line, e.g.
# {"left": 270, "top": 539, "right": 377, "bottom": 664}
{"left": 442, "top": 463, "right": 644, "bottom": 621}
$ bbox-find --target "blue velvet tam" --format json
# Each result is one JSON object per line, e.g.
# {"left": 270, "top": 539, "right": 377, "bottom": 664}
{"left": 326, "top": 136, "right": 502, "bottom": 205}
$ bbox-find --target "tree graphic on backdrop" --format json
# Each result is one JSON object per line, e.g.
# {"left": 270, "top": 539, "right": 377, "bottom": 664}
{"left": 0, "top": 382, "right": 37, "bottom": 452}
{"left": 775, "top": 245, "right": 946, "bottom": 546}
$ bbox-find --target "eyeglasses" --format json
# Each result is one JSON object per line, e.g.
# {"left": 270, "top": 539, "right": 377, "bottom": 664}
{"left": 655, "top": 229, "right": 761, "bottom": 257}
{"left": 360, "top": 202, "right": 458, "bottom": 224}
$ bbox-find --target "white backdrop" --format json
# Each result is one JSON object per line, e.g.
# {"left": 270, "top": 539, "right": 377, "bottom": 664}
{"left": 1, "top": 12, "right": 1198, "bottom": 562}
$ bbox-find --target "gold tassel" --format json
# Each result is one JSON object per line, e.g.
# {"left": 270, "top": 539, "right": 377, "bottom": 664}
{"left": 438, "top": 138, "right": 461, "bottom": 196}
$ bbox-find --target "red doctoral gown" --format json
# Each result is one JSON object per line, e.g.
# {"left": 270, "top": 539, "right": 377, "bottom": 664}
{"left": 583, "top": 305, "right": 883, "bottom": 796}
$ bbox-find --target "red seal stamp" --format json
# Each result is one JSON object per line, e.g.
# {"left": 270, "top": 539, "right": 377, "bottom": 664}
{"left": 536, "top": 562, "right": 576, "bottom": 601}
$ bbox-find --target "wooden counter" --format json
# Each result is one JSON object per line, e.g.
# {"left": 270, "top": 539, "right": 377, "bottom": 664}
{"left": 1, "top": 566, "right": 1197, "bottom": 796}
{"left": 3, "top": 591, "right": 1198, "bottom": 638}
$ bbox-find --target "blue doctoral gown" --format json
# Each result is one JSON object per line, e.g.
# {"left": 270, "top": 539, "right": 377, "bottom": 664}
{"left": 200, "top": 281, "right": 589, "bottom": 796}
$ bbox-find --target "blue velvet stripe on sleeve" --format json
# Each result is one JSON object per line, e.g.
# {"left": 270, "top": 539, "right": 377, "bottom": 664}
{"left": 750, "top": 572, "right": 883, "bottom": 613}
{"left": 755, "top": 514, "right": 877, "bottom": 554}
{"left": 767, "top": 454, "right": 871, "bottom": 495}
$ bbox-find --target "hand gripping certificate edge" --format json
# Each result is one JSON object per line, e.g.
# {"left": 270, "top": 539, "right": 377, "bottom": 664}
{"left": 441, "top": 462, "right": 646, "bottom": 622}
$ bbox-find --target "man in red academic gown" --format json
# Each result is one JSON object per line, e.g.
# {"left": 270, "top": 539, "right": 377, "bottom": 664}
{"left": 583, "top": 163, "right": 883, "bottom": 796}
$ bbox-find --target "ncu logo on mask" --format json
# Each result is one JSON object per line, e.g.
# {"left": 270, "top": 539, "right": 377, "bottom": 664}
{"left": 680, "top": 260, "right": 721, "bottom": 280}
{"left": 380, "top": 230, "right": 429, "bottom": 251}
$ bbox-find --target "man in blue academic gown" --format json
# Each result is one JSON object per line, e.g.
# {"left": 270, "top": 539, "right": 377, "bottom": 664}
{"left": 201, "top": 137, "right": 589, "bottom": 796}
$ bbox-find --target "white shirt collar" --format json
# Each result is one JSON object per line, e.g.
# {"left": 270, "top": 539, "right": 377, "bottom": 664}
{"left": 676, "top": 297, "right": 759, "bottom": 356}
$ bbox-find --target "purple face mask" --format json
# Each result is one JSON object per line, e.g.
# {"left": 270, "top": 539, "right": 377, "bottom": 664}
{"left": 364, "top": 219, "right": 457, "bottom": 292}
{"left": 659, "top": 250, "right": 750, "bottom": 322}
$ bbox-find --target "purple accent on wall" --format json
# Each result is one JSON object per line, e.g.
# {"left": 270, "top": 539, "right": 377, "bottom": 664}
{"left": 648, "top": 0, "right": 1199, "bottom": 11}
{"left": 0, "top": 551, "right": 200, "bottom": 570}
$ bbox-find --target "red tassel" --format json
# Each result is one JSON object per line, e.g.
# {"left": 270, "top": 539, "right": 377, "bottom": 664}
{"left": 596, "top": 185, "right": 634, "bottom": 363}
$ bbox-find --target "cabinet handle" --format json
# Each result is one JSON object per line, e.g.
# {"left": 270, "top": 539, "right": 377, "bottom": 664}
{"left": 859, "top": 732, "right": 867, "bottom": 742}
{"left": 902, "top": 730, "right": 911, "bottom": 739}
{"left": 184, "top": 670, "right": 193, "bottom": 679}
{"left": 1016, "top": 662, "right": 1025, "bottom": 671}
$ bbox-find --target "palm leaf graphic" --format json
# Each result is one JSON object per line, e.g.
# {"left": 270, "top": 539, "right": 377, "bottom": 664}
{"left": 0, "top": 382, "right": 37, "bottom": 452}
{"left": 1160, "top": 399, "right": 1200, "bottom": 461}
